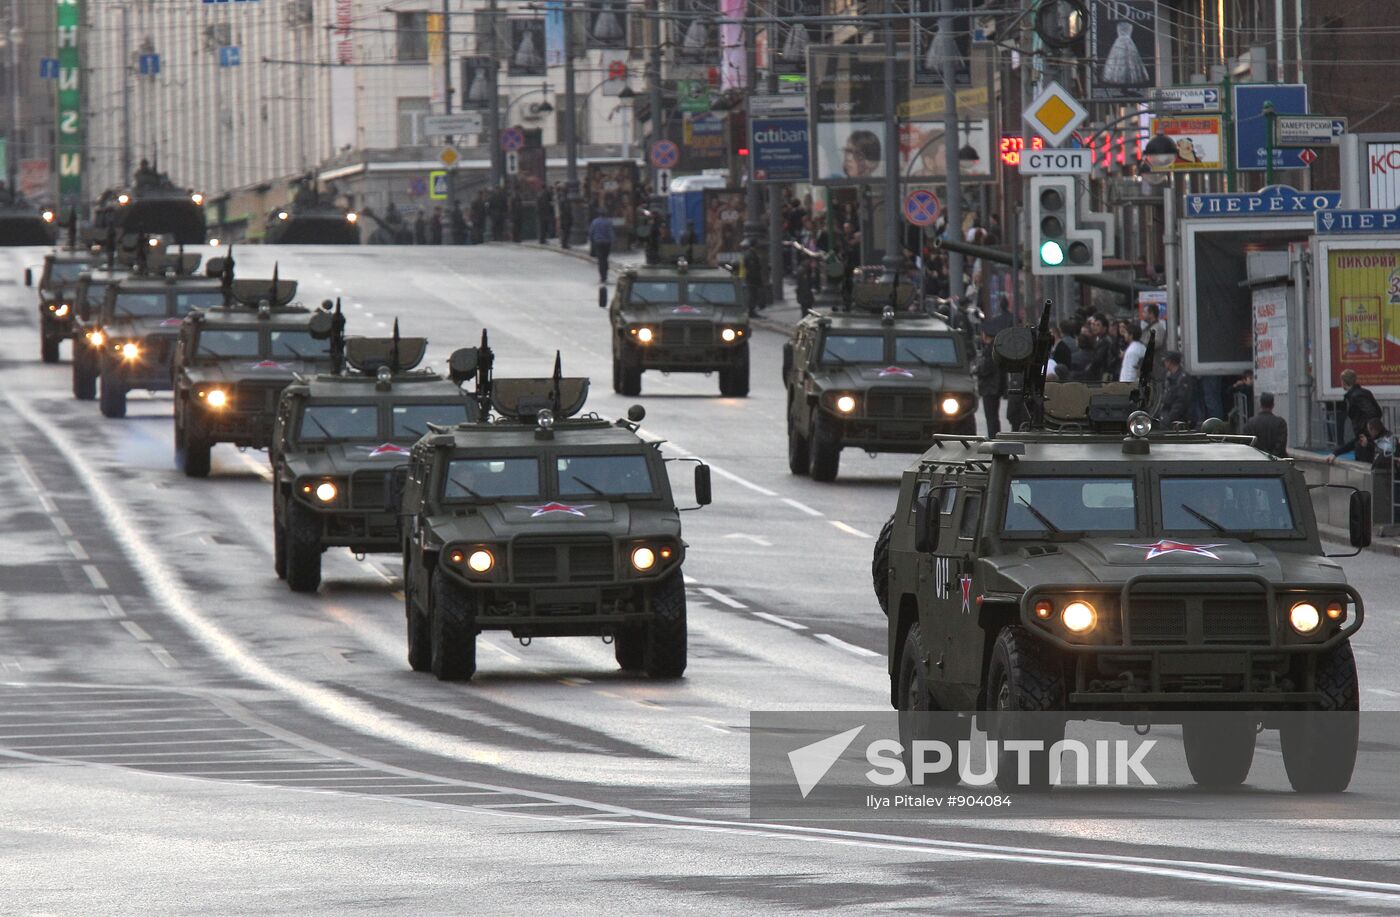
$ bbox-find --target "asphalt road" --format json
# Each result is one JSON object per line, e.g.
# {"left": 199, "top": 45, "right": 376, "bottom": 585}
{"left": 1, "top": 243, "right": 1398, "bottom": 915}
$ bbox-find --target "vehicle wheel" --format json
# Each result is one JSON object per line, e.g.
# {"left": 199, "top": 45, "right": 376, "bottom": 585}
{"left": 1281, "top": 641, "right": 1360, "bottom": 793}
{"left": 872, "top": 514, "right": 894, "bottom": 616}
{"left": 643, "top": 572, "right": 686, "bottom": 678}
{"left": 986, "top": 625, "right": 1065, "bottom": 792}
{"left": 787, "top": 399, "right": 811, "bottom": 476}
{"left": 41, "top": 334, "right": 59, "bottom": 364}
{"left": 612, "top": 356, "right": 623, "bottom": 394}
{"left": 273, "top": 504, "right": 288, "bottom": 580}
{"left": 1182, "top": 716, "right": 1257, "bottom": 787}
{"left": 99, "top": 362, "right": 127, "bottom": 419}
{"left": 618, "top": 350, "right": 642, "bottom": 397}
{"left": 718, "top": 345, "right": 750, "bottom": 398}
{"left": 284, "top": 502, "right": 323, "bottom": 593}
{"left": 808, "top": 409, "right": 841, "bottom": 482}
{"left": 897, "top": 622, "right": 968, "bottom": 786}
{"left": 73, "top": 351, "right": 97, "bottom": 400}
{"left": 430, "top": 566, "right": 477, "bottom": 681}
{"left": 614, "top": 627, "right": 646, "bottom": 671}
{"left": 781, "top": 342, "right": 793, "bottom": 379}
{"left": 176, "top": 414, "right": 212, "bottom": 478}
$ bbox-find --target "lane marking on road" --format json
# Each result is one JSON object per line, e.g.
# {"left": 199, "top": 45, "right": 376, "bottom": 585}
{"left": 830, "top": 520, "right": 873, "bottom": 538}
{"left": 723, "top": 533, "right": 773, "bottom": 548}
{"left": 814, "top": 634, "right": 881, "bottom": 658}
{"left": 558, "top": 677, "right": 591, "bottom": 687}
{"left": 704, "top": 463, "right": 778, "bottom": 497}
{"left": 697, "top": 587, "right": 746, "bottom": 609}
{"left": 51, "top": 516, "right": 72, "bottom": 537}
{"left": 236, "top": 451, "right": 274, "bottom": 482}
{"left": 1367, "top": 688, "right": 1400, "bottom": 698}
{"left": 37, "top": 494, "right": 56, "bottom": 513}
{"left": 683, "top": 574, "right": 698, "bottom": 585}
{"left": 782, "top": 497, "right": 824, "bottom": 517}
{"left": 101, "top": 595, "right": 125, "bottom": 618}
{"left": 119, "top": 621, "right": 152, "bottom": 642}
{"left": 66, "top": 540, "right": 89, "bottom": 561}
{"left": 698, "top": 723, "right": 730, "bottom": 734}
{"left": 752, "top": 612, "right": 807, "bottom": 631}
{"left": 82, "top": 565, "right": 109, "bottom": 591}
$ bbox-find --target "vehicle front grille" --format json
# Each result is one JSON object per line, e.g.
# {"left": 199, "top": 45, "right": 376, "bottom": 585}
{"left": 661, "top": 321, "right": 715, "bottom": 348}
{"left": 349, "top": 471, "right": 387, "bottom": 511}
{"left": 510, "top": 538, "right": 615, "bottom": 584}
{"left": 1126, "top": 594, "right": 1272, "bottom": 645}
{"left": 866, "top": 387, "right": 933, "bottom": 419}
{"left": 140, "top": 336, "right": 174, "bottom": 367}
{"left": 1201, "top": 598, "right": 1271, "bottom": 643}
{"left": 1127, "top": 598, "right": 1188, "bottom": 644}
{"left": 233, "top": 381, "right": 287, "bottom": 413}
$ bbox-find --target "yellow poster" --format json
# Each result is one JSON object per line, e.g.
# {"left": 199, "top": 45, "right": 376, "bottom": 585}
{"left": 1326, "top": 249, "right": 1400, "bottom": 388}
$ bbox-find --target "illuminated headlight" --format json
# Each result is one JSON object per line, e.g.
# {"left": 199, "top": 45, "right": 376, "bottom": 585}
{"left": 117, "top": 194, "right": 130, "bottom": 205}
{"left": 277, "top": 211, "right": 289, "bottom": 221}
{"left": 346, "top": 212, "right": 359, "bottom": 224}
{"left": 467, "top": 549, "right": 494, "bottom": 573}
{"left": 120, "top": 342, "right": 140, "bottom": 360}
{"left": 314, "top": 481, "right": 338, "bottom": 503}
{"left": 191, "top": 193, "right": 204, "bottom": 205}
{"left": 201, "top": 388, "right": 228, "bottom": 408}
{"left": 148, "top": 238, "right": 160, "bottom": 248}
{"left": 835, "top": 394, "right": 857, "bottom": 414}
{"left": 635, "top": 326, "right": 654, "bottom": 344}
{"left": 940, "top": 396, "right": 960, "bottom": 416}
{"left": 631, "top": 546, "right": 656, "bottom": 571}
{"left": 41, "top": 210, "right": 54, "bottom": 223}
{"left": 1128, "top": 410, "right": 1153, "bottom": 438}
{"left": 1289, "top": 602, "right": 1321, "bottom": 635}
{"left": 209, "top": 238, "right": 222, "bottom": 247}
{"left": 88, "top": 330, "right": 105, "bottom": 346}
{"left": 1061, "top": 600, "right": 1097, "bottom": 634}
{"left": 52, "top": 303, "right": 70, "bottom": 317}
{"left": 720, "top": 327, "right": 738, "bottom": 342}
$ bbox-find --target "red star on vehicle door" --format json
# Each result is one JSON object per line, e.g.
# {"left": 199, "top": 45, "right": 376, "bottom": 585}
{"left": 518, "top": 502, "right": 594, "bottom": 518}
{"left": 1117, "top": 539, "right": 1228, "bottom": 560}
{"left": 877, "top": 366, "right": 914, "bottom": 378}
{"left": 958, "top": 573, "right": 974, "bottom": 614}
{"left": 366, "top": 443, "right": 410, "bottom": 458}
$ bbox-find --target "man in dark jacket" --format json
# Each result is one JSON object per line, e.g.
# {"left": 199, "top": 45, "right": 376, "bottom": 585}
{"left": 1243, "top": 392, "right": 1288, "bottom": 457}
{"left": 1084, "top": 314, "right": 1115, "bottom": 381}
{"left": 1158, "top": 351, "right": 1193, "bottom": 427}
{"left": 1330, "top": 368, "right": 1384, "bottom": 459}
{"left": 536, "top": 187, "right": 555, "bottom": 243}
{"left": 974, "top": 330, "right": 1004, "bottom": 437}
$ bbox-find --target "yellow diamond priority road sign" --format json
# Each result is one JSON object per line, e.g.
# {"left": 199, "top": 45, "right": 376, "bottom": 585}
{"left": 1024, "top": 81, "right": 1088, "bottom": 149}
{"left": 439, "top": 147, "right": 460, "bottom": 167}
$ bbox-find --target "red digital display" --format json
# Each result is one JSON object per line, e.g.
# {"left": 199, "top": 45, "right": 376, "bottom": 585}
{"left": 1000, "top": 135, "right": 1044, "bottom": 167}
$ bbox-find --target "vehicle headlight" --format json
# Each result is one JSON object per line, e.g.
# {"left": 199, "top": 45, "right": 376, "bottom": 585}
{"left": 53, "top": 303, "right": 70, "bottom": 318}
{"left": 835, "top": 394, "right": 857, "bottom": 414}
{"left": 41, "top": 210, "right": 55, "bottom": 223}
{"left": 120, "top": 342, "right": 140, "bottom": 360}
{"left": 277, "top": 211, "right": 289, "bottom": 221}
{"left": 1128, "top": 410, "right": 1153, "bottom": 438}
{"left": 346, "top": 212, "right": 359, "bottom": 224}
{"left": 88, "top": 330, "right": 105, "bottom": 346}
{"left": 1062, "top": 600, "right": 1097, "bottom": 633}
{"left": 314, "top": 481, "right": 338, "bottom": 503}
{"left": 1289, "top": 601, "right": 1321, "bottom": 635}
{"left": 117, "top": 194, "right": 130, "bottom": 205}
{"left": 720, "top": 327, "right": 739, "bottom": 342}
{"left": 191, "top": 193, "right": 204, "bottom": 205}
{"left": 466, "top": 549, "right": 494, "bottom": 573}
{"left": 940, "top": 396, "right": 960, "bottom": 416}
{"left": 631, "top": 546, "right": 656, "bottom": 571}
{"left": 635, "top": 326, "right": 654, "bottom": 344}
{"left": 203, "top": 388, "right": 228, "bottom": 408}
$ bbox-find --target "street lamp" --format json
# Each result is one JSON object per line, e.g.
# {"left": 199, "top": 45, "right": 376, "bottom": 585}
{"left": 504, "top": 84, "right": 554, "bottom": 124}
{"left": 1142, "top": 132, "right": 1177, "bottom": 171}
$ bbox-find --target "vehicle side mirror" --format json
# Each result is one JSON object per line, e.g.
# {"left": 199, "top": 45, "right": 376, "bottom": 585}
{"left": 913, "top": 493, "right": 941, "bottom": 553}
{"left": 1350, "top": 490, "right": 1372, "bottom": 548}
{"left": 386, "top": 465, "right": 411, "bottom": 514}
{"left": 694, "top": 464, "right": 712, "bottom": 506}
{"left": 24, "top": 268, "right": 32, "bottom": 287}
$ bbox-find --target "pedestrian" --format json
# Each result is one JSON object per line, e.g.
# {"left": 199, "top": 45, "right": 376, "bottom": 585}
{"left": 559, "top": 187, "right": 574, "bottom": 250}
{"left": 509, "top": 186, "right": 523, "bottom": 243}
{"left": 1083, "top": 314, "right": 1114, "bottom": 381}
{"left": 588, "top": 209, "right": 614, "bottom": 284}
{"left": 1158, "top": 351, "right": 1193, "bottom": 427}
{"left": 1328, "top": 368, "right": 1385, "bottom": 461}
{"left": 1351, "top": 417, "right": 1392, "bottom": 466}
{"left": 839, "top": 222, "right": 861, "bottom": 309}
{"left": 1140, "top": 302, "right": 1165, "bottom": 349}
{"left": 430, "top": 207, "right": 443, "bottom": 245}
{"left": 412, "top": 210, "right": 427, "bottom": 245}
{"left": 450, "top": 204, "right": 468, "bottom": 246}
{"left": 741, "top": 239, "right": 765, "bottom": 314}
{"left": 1243, "top": 392, "right": 1289, "bottom": 458}
{"left": 1118, "top": 324, "right": 1147, "bottom": 382}
{"left": 974, "top": 329, "right": 1003, "bottom": 437}
{"left": 1052, "top": 319, "right": 1077, "bottom": 368}
{"left": 1070, "top": 332, "right": 1095, "bottom": 380}
{"left": 981, "top": 294, "right": 1013, "bottom": 338}
{"left": 537, "top": 187, "right": 554, "bottom": 244}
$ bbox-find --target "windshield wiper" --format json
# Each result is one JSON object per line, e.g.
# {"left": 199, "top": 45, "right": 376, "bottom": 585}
{"left": 569, "top": 475, "right": 605, "bottom": 496}
{"left": 304, "top": 414, "right": 335, "bottom": 440}
{"left": 822, "top": 351, "right": 849, "bottom": 366}
{"left": 449, "top": 476, "right": 482, "bottom": 499}
{"left": 400, "top": 425, "right": 425, "bottom": 438}
{"left": 1179, "top": 503, "right": 1230, "bottom": 534}
{"left": 280, "top": 343, "right": 307, "bottom": 360}
{"left": 1016, "top": 496, "right": 1064, "bottom": 535}
{"left": 899, "top": 345, "right": 933, "bottom": 367}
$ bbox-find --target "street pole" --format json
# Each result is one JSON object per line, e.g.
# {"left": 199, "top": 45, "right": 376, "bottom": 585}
{"left": 879, "top": 0, "right": 900, "bottom": 278}
{"left": 563, "top": 4, "right": 582, "bottom": 246}
{"left": 486, "top": 0, "right": 502, "bottom": 189}
{"left": 442, "top": 0, "right": 459, "bottom": 243}
{"left": 647, "top": 0, "right": 663, "bottom": 203}
{"left": 1263, "top": 101, "right": 1276, "bottom": 187}
{"left": 766, "top": 1, "right": 783, "bottom": 304}
{"left": 939, "top": 0, "right": 964, "bottom": 300}
{"left": 120, "top": 2, "right": 131, "bottom": 183}
{"left": 743, "top": 11, "right": 763, "bottom": 264}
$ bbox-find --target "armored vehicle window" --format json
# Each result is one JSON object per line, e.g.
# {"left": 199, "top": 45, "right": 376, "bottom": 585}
{"left": 46, "top": 262, "right": 85, "bottom": 284}
{"left": 1004, "top": 477, "right": 1137, "bottom": 533}
{"left": 270, "top": 330, "right": 331, "bottom": 360}
{"left": 300, "top": 404, "right": 378, "bottom": 441}
{"left": 444, "top": 457, "right": 541, "bottom": 501}
{"left": 197, "top": 329, "right": 260, "bottom": 357}
{"left": 628, "top": 280, "right": 681, "bottom": 304}
{"left": 1160, "top": 476, "right": 1294, "bottom": 533}
{"left": 822, "top": 334, "right": 884, "bottom": 364}
{"left": 959, "top": 493, "right": 982, "bottom": 539}
{"left": 556, "top": 454, "right": 655, "bottom": 497}
{"left": 688, "top": 281, "right": 738, "bottom": 305}
{"left": 84, "top": 283, "right": 111, "bottom": 307}
{"left": 894, "top": 335, "right": 958, "bottom": 366}
{"left": 392, "top": 403, "right": 471, "bottom": 437}
{"left": 175, "top": 291, "right": 225, "bottom": 314}
{"left": 113, "top": 292, "right": 167, "bottom": 317}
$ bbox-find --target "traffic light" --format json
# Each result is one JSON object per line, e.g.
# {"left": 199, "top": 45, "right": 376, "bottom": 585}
{"left": 1029, "top": 175, "right": 1102, "bottom": 276}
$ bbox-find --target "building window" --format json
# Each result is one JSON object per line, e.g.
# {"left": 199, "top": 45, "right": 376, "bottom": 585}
{"left": 396, "top": 11, "right": 429, "bottom": 62}
{"left": 398, "top": 97, "right": 431, "bottom": 146}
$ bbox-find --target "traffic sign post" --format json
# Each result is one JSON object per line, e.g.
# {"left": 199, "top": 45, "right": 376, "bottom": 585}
{"left": 1018, "top": 148, "right": 1093, "bottom": 175}
{"left": 1233, "top": 83, "right": 1310, "bottom": 172}
{"left": 649, "top": 140, "right": 679, "bottom": 170}
{"left": 423, "top": 113, "right": 483, "bottom": 138}
{"left": 500, "top": 127, "right": 525, "bottom": 152}
{"left": 1153, "top": 86, "right": 1222, "bottom": 112}
{"left": 902, "top": 189, "right": 941, "bottom": 227}
{"left": 428, "top": 171, "right": 448, "bottom": 201}
{"left": 1023, "top": 81, "right": 1088, "bottom": 149}
{"left": 1274, "top": 115, "right": 1347, "bottom": 148}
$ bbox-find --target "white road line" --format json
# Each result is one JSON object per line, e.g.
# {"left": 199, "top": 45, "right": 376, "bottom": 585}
{"left": 752, "top": 611, "right": 807, "bottom": 631}
{"left": 1366, "top": 688, "right": 1400, "bottom": 698}
{"left": 723, "top": 533, "right": 773, "bottom": 547}
{"left": 699, "top": 723, "right": 730, "bottom": 734}
{"left": 683, "top": 573, "right": 698, "bottom": 585}
{"left": 236, "top": 451, "right": 274, "bottom": 482}
{"left": 82, "top": 565, "right": 108, "bottom": 590}
{"left": 101, "top": 595, "right": 125, "bottom": 618}
{"left": 705, "top": 463, "right": 779, "bottom": 497}
{"left": 51, "top": 516, "right": 72, "bottom": 537}
{"left": 830, "top": 520, "right": 873, "bottom": 538}
{"left": 119, "top": 621, "right": 152, "bottom": 642}
{"left": 37, "top": 494, "right": 56, "bottom": 513}
{"left": 782, "top": 497, "right": 824, "bottom": 517}
{"left": 66, "top": 540, "right": 89, "bottom": 561}
{"left": 697, "top": 587, "right": 746, "bottom": 609}
{"left": 814, "top": 633, "right": 881, "bottom": 657}
{"left": 148, "top": 647, "right": 180, "bottom": 668}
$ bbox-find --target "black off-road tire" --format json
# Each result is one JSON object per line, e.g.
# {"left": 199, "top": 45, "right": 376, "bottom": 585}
{"left": 612, "top": 356, "right": 623, "bottom": 394}
{"left": 986, "top": 625, "right": 1066, "bottom": 792}
{"left": 617, "top": 345, "right": 642, "bottom": 397}
{"left": 643, "top": 572, "right": 687, "bottom": 678}
{"left": 41, "top": 334, "right": 60, "bottom": 364}
{"left": 273, "top": 499, "right": 288, "bottom": 580}
{"left": 284, "top": 502, "right": 323, "bottom": 594}
{"left": 1281, "top": 641, "right": 1360, "bottom": 793}
{"left": 175, "top": 413, "right": 212, "bottom": 478}
{"left": 781, "top": 342, "right": 794, "bottom": 379}
{"left": 808, "top": 409, "right": 841, "bottom": 482}
{"left": 406, "top": 565, "right": 432, "bottom": 673}
{"left": 718, "top": 345, "right": 750, "bottom": 398}
{"left": 897, "top": 622, "right": 968, "bottom": 787}
{"left": 99, "top": 362, "right": 127, "bottom": 418}
{"left": 430, "top": 566, "right": 477, "bottom": 681}
{"left": 787, "top": 398, "right": 811, "bottom": 476}
{"left": 1182, "top": 716, "right": 1257, "bottom": 787}
{"left": 73, "top": 350, "right": 97, "bottom": 400}
{"left": 614, "top": 627, "right": 646, "bottom": 671}
{"left": 872, "top": 515, "right": 894, "bottom": 616}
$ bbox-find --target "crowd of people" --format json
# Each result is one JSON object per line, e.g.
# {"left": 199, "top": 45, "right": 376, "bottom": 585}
{"left": 368, "top": 181, "right": 587, "bottom": 248}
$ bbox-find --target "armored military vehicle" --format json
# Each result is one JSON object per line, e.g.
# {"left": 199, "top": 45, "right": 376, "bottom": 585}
{"left": 0, "top": 193, "right": 58, "bottom": 246}
{"left": 171, "top": 270, "right": 336, "bottom": 477}
{"left": 26, "top": 219, "right": 96, "bottom": 362}
{"left": 264, "top": 176, "right": 360, "bottom": 245}
{"left": 271, "top": 325, "right": 480, "bottom": 592}
{"left": 93, "top": 253, "right": 224, "bottom": 417}
{"left": 608, "top": 256, "right": 750, "bottom": 397}
{"left": 397, "top": 352, "right": 712, "bottom": 682}
{"left": 94, "top": 161, "right": 207, "bottom": 245}
{"left": 783, "top": 277, "right": 976, "bottom": 482}
{"left": 71, "top": 265, "right": 131, "bottom": 400}
{"left": 876, "top": 304, "right": 1369, "bottom": 793}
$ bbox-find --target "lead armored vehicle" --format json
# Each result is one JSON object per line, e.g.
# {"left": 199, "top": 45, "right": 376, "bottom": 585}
{"left": 783, "top": 278, "right": 976, "bottom": 482}
{"left": 876, "top": 304, "right": 1369, "bottom": 793}
{"left": 271, "top": 326, "right": 479, "bottom": 592}
{"left": 171, "top": 270, "right": 336, "bottom": 476}
{"left": 26, "top": 219, "right": 96, "bottom": 362}
{"left": 397, "top": 353, "right": 712, "bottom": 682}
{"left": 608, "top": 257, "right": 750, "bottom": 397}
{"left": 94, "top": 162, "right": 207, "bottom": 244}
{"left": 264, "top": 175, "right": 360, "bottom": 245}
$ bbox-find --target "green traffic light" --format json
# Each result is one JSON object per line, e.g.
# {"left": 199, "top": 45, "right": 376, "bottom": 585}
{"left": 1040, "top": 240, "right": 1065, "bottom": 266}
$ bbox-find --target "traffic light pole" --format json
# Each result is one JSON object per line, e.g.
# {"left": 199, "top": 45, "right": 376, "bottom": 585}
{"left": 563, "top": 6, "right": 583, "bottom": 246}
{"left": 880, "top": 1, "right": 901, "bottom": 278}
{"left": 767, "top": 5, "right": 784, "bottom": 304}
{"left": 441, "top": 0, "right": 459, "bottom": 244}
{"left": 939, "top": 0, "right": 964, "bottom": 301}
{"left": 486, "top": 0, "right": 502, "bottom": 190}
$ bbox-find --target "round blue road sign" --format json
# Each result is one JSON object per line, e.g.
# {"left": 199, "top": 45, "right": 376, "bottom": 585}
{"left": 903, "top": 189, "right": 941, "bottom": 227}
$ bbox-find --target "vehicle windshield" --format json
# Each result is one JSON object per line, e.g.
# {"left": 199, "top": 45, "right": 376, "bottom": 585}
{"left": 1004, "top": 476, "right": 1138, "bottom": 533}
{"left": 83, "top": 283, "right": 110, "bottom": 307}
{"left": 196, "top": 328, "right": 261, "bottom": 358}
{"left": 443, "top": 457, "right": 541, "bottom": 501}
{"left": 111, "top": 292, "right": 168, "bottom": 318}
{"left": 46, "top": 262, "right": 86, "bottom": 285}
{"left": 628, "top": 280, "right": 681, "bottom": 304}
{"left": 556, "top": 454, "right": 655, "bottom": 498}
{"left": 688, "top": 281, "right": 738, "bottom": 305}
{"left": 894, "top": 335, "right": 958, "bottom": 366}
{"left": 174, "top": 291, "right": 225, "bottom": 315}
{"left": 821, "top": 333, "right": 885, "bottom": 364}
{"left": 391, "top": 403, "right": 471, "bottom": 438}
{"left": 299, "top": 404, "right": 378, "bottom": 441}
{"left": 270, "top": 330, "right": 331, "bottom": 361}
{"left": 1160, "top": 476, "right": 1295, "bottom": 533}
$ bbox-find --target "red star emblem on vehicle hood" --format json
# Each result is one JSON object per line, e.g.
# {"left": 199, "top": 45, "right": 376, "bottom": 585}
{"left": 518, "top": 502, "right": 594, "bottom": 518}
{"left": 366, "top": 443, "right": 410, "bottom": 457}
{"left": 1117, "top": 539, "right": 1229, "bottom": 560}
{"left": 671, "top": 304, "right": 703, "bottom": 314}
{"left": 159, "top": 317, "right": 184, "bottom": 327}
{"left": 877, "top": 366, "right": 915, "bottom": 378}
{"left": 246, "top": 360, "right": 291, "bottom": 371}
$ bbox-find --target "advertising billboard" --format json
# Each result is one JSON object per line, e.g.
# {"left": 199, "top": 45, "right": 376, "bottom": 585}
{"left": 1314, "top": 239, "right": 1400, "bottom": 397}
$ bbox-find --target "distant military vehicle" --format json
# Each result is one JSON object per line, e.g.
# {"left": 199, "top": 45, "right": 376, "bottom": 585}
{"left": 264, "top": 175, "right": 360, "bottom": 245}
{"left": 608, "top": 256, "right": 750, "bottom": 397}
{"left": 94, "top": 160, "right": 207, "bottom": 245}
{"left": 71, "top": 264, "right": 131, "bottom": 401}
{"left": 0, "top": 190, "right": 58, "bottom": 246}
{"left": 271, "top": 325, "right": 480, "bottom": 592}
{"left": 396, "top": 351, "right": 711, "bottom": 681}
{"left": 170, "top": 266, "right": 337, "bottom": 476}
{"left": 783, "top": 276, "right": 976, "bottom": 482}
{"left": 26, "top": 217, "right": 97, "bottom": 362}
{"left": 876, "top": 303, "right": 1369, "bottom": 793}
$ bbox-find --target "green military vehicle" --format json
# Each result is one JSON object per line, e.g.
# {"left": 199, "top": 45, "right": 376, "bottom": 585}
{"left": 171, "top": 272, "right": 336, "bottom": 477}
{"left": 94, "top": 253, "right": 224, "bottom": 418}
{"left": 271, "top": 327, "right": 480, "bottom": 592}
{"left": 26, "top": 239, "right": 95, "bottom": 363}
{"left": 783, "top": 279, "right": 976, "bottom": 482}
{"left": 608, "top": 256, "right": 750, "bottom": 397}
{"left": 396, "top": 352, "right": 712, "bottom": 681}
{"left": 875, "top": 305, "right": 1370, "bottom": 792}
{"left": 71, "top": 266, "right": 131, "bottom": 400}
